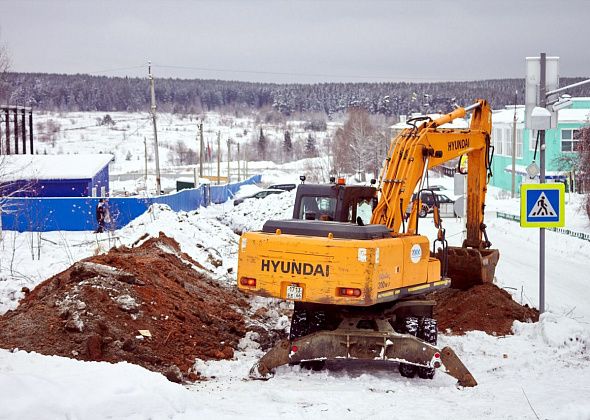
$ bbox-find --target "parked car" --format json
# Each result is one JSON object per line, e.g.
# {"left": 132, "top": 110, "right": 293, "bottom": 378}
{"left": 267, "top": 183, "right": 297, "bottom": 192}
{"left": 426, "top": 185, "right": 447, "bottom": 192}
{"left": 233, "top": 189, "right": 285, "bottom": 206}
{"left": 407, "top": 191, "right": 456, "bottom": 218}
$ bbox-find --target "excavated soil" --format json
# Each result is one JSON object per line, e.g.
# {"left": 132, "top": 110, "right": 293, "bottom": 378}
{"left": 428, "top": 283, "right": 539, "bottom": 336}
{"left": 0, "top": 233, "right": 249, "bottom": 383}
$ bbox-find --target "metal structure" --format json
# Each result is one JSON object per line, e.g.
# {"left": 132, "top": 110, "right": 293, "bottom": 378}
{"left": 0, "top": 106, "right": 34, "bottom": 155}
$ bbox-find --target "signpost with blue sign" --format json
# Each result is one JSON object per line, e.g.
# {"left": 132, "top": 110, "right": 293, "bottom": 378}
{"left": 520, "top": 183, "right": 565, "bottom": 228}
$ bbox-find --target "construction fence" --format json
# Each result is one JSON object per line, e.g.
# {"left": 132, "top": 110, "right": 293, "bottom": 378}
{"left": 0, "top": 175, "right": 261, "bottom": 232}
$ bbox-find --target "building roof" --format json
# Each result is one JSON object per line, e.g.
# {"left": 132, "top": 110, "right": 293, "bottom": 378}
{"left": 0, "top": 154, "right": 113, "bottom": 182}
{"left": 492, "top": 104, "right": 590, "bottom": 125}
{"left": 492, "top": 106, "right": 525, "bottom": 124}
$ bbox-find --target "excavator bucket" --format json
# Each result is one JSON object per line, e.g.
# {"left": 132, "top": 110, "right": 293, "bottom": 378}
{"left": 446, "top": 247, "right": 500, "bottom": 290}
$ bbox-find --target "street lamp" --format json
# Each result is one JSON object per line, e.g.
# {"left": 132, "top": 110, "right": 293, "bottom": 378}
{"left": 526, "top": 53, "right": 590, "bottom": 314}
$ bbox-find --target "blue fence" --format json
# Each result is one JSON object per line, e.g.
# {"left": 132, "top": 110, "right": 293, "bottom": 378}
{"left": 1, "top": 175, "right": 261, "bottom": 232}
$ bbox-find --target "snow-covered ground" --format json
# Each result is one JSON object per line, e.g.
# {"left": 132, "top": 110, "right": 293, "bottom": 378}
{"left": 33, "top": 110, "right": 335, "bottom": 195}
{"left": 1, "top": 112, "right": 589, "bottom": 419}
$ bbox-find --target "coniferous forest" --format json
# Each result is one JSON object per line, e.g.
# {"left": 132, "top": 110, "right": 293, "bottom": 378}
{"left": 3, "top": 72, "right": 590, "bottom": 117}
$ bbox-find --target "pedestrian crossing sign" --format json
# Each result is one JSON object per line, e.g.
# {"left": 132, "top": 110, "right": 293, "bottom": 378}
{"left": 520, "top": 183, "right": 565, "bottom": 228}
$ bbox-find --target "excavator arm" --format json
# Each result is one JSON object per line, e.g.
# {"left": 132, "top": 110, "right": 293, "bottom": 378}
{"left": 372, "top": 100, "right": 491, "bottom": 238}
{"left": 371, "top": 100, "right": 499, "bottom": 288}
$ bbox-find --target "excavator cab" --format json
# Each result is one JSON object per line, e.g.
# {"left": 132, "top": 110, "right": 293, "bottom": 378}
{"left": 292, "top": 183, "right": 378, "bottom": 224}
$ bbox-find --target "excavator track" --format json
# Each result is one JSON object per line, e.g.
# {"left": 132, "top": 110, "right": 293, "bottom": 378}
{"left": 249, "top": 313, "right": 477, "bottom": 387}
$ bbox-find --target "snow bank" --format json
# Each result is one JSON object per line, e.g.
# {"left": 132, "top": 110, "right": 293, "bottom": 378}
{"left": 118, "top": 204, "right": 240, "bottom": 286}
{"left": 513, "top": 312, "right": 589, "bottom": 352}
{"left": 0, "top": 349, "right": 202, "bottom": 420}
{"left": 219, "top": 190, "right": 296, "bottom": 233}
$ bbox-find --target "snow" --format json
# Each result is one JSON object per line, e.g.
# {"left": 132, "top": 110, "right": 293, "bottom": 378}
{"left": 0, "top": 153, "right": 113, "bottom": 181}
{"left": 391, "top": 114, "right": 468, "bottom": 130}
{"left": 492, "top": 106, "right": 525, "bottom": 124}
{"left": 1, "top": 111, "right": 590, "bottom": 419}
{"left": 557, "top": 108, "right": 590, "bottom": 123}
{"left": 503, "top": 163, "right": 565, "bottom": 179}
{"left": 0, "top": 349, "right": 204, "bottom": 420}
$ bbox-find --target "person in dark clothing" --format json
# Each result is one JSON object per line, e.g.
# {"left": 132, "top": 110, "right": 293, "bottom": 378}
{"left": 95, "top": 199, "right": 107, "bottom": 233}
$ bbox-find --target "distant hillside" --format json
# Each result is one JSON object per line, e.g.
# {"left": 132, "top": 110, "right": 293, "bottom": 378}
{"left": 2, "top": 72, "right": 590, "bottom": 116}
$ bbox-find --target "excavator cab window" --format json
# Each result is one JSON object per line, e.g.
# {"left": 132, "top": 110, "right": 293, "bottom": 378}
{"left": 299, "top": 196, "right": 336, "bottom": 221}
{"left": 355, "top": 199, "right": 373, "bottom": 225}
{"left": 345, "top": 198, "right": 374, "bottom": 224}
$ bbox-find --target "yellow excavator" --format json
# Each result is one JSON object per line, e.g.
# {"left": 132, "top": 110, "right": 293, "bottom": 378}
{"left": 237, "top": 100, "right": 499, "bottom": 387}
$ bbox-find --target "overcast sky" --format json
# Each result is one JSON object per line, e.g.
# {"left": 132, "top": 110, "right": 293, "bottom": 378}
{"left": 0, "top": 0, "right": 588, "bottom": 84}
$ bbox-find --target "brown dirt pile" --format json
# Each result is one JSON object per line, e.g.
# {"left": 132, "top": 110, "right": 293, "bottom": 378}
{"left": 0, "top": 233, "right": 248, "bottom": 382}
{"left": 428, "top": 283, "right": 539, "bottom": 336}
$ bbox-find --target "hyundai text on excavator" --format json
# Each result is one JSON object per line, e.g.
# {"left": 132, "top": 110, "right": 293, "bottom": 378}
{"left": 237, "top": 100, "right": 500, "bottom": 387}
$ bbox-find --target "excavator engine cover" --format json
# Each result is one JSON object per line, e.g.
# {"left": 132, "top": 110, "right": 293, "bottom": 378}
{"left": 446, "top": 247, "right": 500, "bottom": 290}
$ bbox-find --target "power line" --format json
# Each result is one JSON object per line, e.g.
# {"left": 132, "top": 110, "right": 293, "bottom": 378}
{"left": 85, "top": 65, "right": 146, "bottom": 76}
{"left": 151, "top": 63, "right": 459, "bottom": 83}
{"left": 18, "top": 61, "right": 495, "bottom": 83}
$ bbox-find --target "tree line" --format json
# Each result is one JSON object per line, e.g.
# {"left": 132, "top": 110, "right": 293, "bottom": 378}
{"left": 3, "top": 72, "right": 590, "bottom": 117}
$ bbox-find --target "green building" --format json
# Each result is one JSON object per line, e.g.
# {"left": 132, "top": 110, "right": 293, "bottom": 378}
{"left": 489, "top": 98, "right": 590, "bottom": 194}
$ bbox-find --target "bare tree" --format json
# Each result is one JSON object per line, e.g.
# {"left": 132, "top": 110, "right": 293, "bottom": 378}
{"left": 0, "top": 38, "right": 9, "bottom": 75}
{"left": 0, "top": 156, "right": 35, "bottom": 241}
{"left": 169, "top": 140, "right": 197, "bottom": 166}
{"left": 333, "top": 108, "right": 375, "bottom": 179}
{"left": 576, "top": 127, "right": 590, "bottom": 219}
{"left": 0, "top": 32, "right": 10, "bottom": 103}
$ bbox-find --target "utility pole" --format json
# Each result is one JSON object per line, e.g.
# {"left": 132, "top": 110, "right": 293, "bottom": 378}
{"left": 216, "top": 131, "right": 221, "bottom": 184}
{"left": 198, "top": 120, "right": 204, "bottom": 178}
{"left": 227, "top": 138, "right": 231, "bottom": 183}
{"left": 148, "top": 61, "right": 161, "bottom": 195}
{"left": 143, "top": 136, "right": 148, "bottom": 187}
{"left": 511, "top": 90, "right": 518, "bottom": 198}
{"left": 539, "top": 53, "right": 547, "bottom": 314}
{"left": 237, "top": 142, "right": 241, "bottom": 182}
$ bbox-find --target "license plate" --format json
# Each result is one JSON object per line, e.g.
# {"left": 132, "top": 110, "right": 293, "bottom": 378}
{"left": 286, "top": 285, "right": 303, "bottom": 300}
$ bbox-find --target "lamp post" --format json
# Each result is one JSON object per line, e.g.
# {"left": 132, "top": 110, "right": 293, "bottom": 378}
{"left": 526, "top": 53, "right": 590, "bottom": 314}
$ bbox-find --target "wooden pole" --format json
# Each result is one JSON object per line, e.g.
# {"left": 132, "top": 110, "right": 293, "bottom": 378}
{"left": 148, "top": 62, "right": 161, "bottom": 195}
{"left": 217, "top": 131, "right": 221, "bottom": 184}
{"left": 237, "top": 142, "right": 241, "bottom": 182}
{"left": 227, "top": 138, "right": 231, "bottom": 184}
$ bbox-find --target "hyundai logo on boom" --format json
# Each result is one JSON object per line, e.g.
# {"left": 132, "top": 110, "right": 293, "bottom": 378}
{"left": 448, "top": 138, "right": 470, "bottom": 151}
{"left": 261, "top": 259, "right": 330, "bottom": 277}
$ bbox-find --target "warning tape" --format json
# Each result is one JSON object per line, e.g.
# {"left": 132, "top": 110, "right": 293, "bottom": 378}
{"left": 496, "top": 212, "right": 590, "bottom": 242}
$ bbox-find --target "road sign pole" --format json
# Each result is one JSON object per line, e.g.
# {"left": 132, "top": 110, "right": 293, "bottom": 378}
{"left": 539, "top": 53, "right": 546, "bottom": 314}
